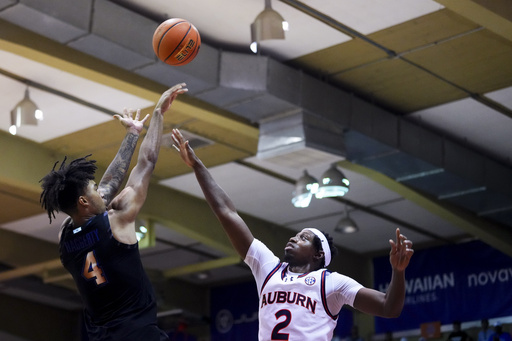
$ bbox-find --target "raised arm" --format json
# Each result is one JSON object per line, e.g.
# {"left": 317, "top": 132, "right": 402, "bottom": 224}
{"left": 98, "top": 108, "right": 149, "bottom": 205}
{"left": 352, "top": 228, "right": 414, "bottom": 318}
{"left": 172, "top": 128, "right": 254, "bottom": 258}
{"left": 110, "top": 84, "right": 188, "bottom": 225}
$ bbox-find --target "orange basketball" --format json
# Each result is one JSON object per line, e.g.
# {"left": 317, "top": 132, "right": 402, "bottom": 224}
{"left": 152, "top": 18, "right": 201, "bottom": 66}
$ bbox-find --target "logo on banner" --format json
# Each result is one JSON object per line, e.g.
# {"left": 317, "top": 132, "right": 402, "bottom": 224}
{"left": 216, "top": 309, "right": 233, "bottom": 334}
{"left": 215, "top": 309, "right": 258, "bottom": 334}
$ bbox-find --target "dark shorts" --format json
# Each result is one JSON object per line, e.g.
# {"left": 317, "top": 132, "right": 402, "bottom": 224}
{"left": 84, "top": 314, "right": 169, "bottom": 341}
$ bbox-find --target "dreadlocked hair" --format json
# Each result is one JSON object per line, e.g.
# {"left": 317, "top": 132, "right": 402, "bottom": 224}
{"left": 312, "top": 230, "right": 338, "bottom": 268}
{"left": 40, "top": 155, "right": 97, "bottom": 223}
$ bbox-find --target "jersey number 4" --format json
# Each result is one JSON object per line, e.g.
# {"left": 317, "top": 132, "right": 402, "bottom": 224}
{"left": 272, "top": 310, "right": 291, "bottom": 340}
{"left": 82, "top": 251, "right": 107, "bottom": 286}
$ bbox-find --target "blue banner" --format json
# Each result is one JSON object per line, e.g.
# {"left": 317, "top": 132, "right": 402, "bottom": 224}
{"left": 373, "top": 240, "right": 512, "bottom": 332}
{"left": 211, "top": 281, "right": 259, "bottom": 341}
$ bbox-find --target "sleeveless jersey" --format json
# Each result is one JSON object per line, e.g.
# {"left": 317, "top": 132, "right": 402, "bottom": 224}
{"left": 59, "top": 212, "right": 168, "bottom": 341}
{"left": 245, "top": 239, "right": 363, "bottom": 341}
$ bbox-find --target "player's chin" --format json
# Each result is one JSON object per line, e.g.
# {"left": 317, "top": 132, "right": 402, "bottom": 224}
{"left": 283, "top": 251, "right": 293, "bottom": 263}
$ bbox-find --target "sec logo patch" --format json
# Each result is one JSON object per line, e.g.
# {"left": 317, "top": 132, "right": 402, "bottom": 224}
{"left": 304, "top": 276, "right": 316, "bottom": 286}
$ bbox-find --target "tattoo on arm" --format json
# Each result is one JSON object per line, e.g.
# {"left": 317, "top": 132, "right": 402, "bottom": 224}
{"left": 99, "top": 132, "right": 139, "bottom": 205}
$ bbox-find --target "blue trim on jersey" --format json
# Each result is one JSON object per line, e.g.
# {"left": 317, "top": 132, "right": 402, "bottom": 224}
{"left": 281, "top": 265, "right": 314, "bottom": 280}
{"left": 321, "top": 270, "right": 338, "bottom": 320}
{"left": 281, "top": 265, "right": 288, "bottom": 280}
{"left": 261, "top": 262, "right": 282, "bottom": 295}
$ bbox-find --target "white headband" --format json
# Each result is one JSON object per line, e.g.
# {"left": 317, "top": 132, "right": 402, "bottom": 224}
{"left": 305, "top": 228, "right": 331, "bottom": 267}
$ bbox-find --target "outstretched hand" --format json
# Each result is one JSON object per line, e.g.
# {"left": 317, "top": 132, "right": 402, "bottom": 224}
{"left": 171, "top": 128, "right": 198, "bottom": 168}
{"left": 114, "top": 108, "right": 149, "bottom": 134}
{"left": 389, "top": 228, "right": 414, "bottom": 272}
{"left": 155, "top": 83, "right": 188, "bottom": 115}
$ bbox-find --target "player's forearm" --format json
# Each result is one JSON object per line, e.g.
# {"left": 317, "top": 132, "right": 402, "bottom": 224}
{"left": 192, "top": 160, "right": 237, "bottom": 215}
{"left": 138, "top": 110, "right": 164, "bottom": 167}
{"left": 99, "top": 131, "right": 140, "bottom": 203}
{"left": 382, "top": 269, "right": 406, "bottom": 317}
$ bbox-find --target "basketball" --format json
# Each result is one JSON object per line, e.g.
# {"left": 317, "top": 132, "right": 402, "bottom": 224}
{"left": 152, "top": 18, "right": 201, "bottom": 66}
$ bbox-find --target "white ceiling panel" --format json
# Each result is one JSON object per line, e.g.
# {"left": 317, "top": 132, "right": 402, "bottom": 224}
{"left": 2, "top": 83, "right": 112, "bottom": 142}
{"left": 1, "top": 212, "right": 67, "bottom": 244}
{"left": 0, "top": 50, "right": 155, "bottom": 142}
{"left": 408, "top": 98, "right": 512, "bottom": 164}
{"left": 486, "top": 86, "right": 512, "bottom": 110}
{"left": 373, "top": 199, "right": 464, "bottom": 238}
{"left": 0, "top": 50, "right": 154, "bottom": 112}
{"left": 306, "top": 0, "right": 444, "bottom": 35}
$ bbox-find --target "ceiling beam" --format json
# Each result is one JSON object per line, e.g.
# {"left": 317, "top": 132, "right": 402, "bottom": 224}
{"left": 162, "top": 256, "right": 242, "bottom": 278}
{"left": 0, "top": 259, "right": 62, "bottom": 282}
{"left": 434, "top": 0, "right": 512, "bottom": 42}
{"left": 340, "top": 160, "right": 512, "bottom": 257}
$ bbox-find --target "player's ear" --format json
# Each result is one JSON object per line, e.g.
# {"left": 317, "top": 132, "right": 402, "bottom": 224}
{"left": 314, "top": 250, "right": 324, "bottom": 263}
{"left": 78, "top": 196, "right": 88, "bottom": 207}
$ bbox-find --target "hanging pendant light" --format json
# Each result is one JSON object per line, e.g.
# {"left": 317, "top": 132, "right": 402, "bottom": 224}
{"left": 250, "top": 0, "right": 288, "bottom": 53}
{"left": 292, "top": 170, "right": 319, "bottom": 208}
{"left": 315, "top": 163, "right": 350, "bottom": 199}
{"left": 9, "top": 87, "right": 43, "bottom": 135}
{"left": 335, "top": 206, "right": 359, "bottom": 234}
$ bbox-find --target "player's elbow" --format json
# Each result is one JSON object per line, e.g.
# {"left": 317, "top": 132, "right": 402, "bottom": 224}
{"left": 139, "top": 148, "right": 159, "bottom": 167}
{"left": 387, "top": 310, "right": 402, "bottom": 319}
{"left": 381, "top": 306, "right": 403, "bottom": 319}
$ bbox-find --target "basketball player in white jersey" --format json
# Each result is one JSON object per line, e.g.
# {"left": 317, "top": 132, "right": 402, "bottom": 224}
{"left": 171, "top": 128, "right": 414, "bottom": 341}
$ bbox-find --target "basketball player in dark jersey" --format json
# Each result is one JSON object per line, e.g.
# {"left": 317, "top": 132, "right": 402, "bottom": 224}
{"left": 40, "top": 83, "right": 187, "bottom": 341}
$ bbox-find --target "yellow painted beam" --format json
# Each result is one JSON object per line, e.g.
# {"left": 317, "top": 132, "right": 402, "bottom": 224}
{"left": 162, "top": 256, "right": 242, "bottom": 278}
{"left": 339, "top": 160, "right": 512, "bottom": 257}
{"left": 0, "top": 258, "right": 63, "bottom": 282}
{"left": 435, "top": 0, "right": 512, "bottom": 42}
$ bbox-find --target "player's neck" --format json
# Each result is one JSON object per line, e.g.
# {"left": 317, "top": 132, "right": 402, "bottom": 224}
{"left": 70, "top": 212, "right": 97, "bottom": 227}
{"left": 288, "top": 263, "right": 317, "bottom": 274}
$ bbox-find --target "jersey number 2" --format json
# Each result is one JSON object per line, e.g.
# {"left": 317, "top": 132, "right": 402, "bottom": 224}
{"left": 271, "top": 310, "right": 291, "bottom": 340}
{"left": 83, "top": 251, "right": 106, "bottom": 285}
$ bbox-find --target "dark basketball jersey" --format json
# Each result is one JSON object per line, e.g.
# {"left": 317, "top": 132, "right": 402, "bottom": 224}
{"left": 59, "top": 212, "right": 168, "bottom": 341}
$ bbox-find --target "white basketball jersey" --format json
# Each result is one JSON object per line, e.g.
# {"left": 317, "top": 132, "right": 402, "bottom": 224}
{"left": 259, "top": 263, "right": 337, "bottom": 340}
{"left": 245, "top": 239, "right": 363, "bottom": 341}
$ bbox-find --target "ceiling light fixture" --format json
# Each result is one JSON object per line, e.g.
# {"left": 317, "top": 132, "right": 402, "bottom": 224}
{"left": 292, "top": 163, "right": 350, "bottom": 208}
{"left": 335, "top": 206, "right": 359, "bottom": 234}
{"left": 250, "top": 0, "right": 288, "bottom": 53}
{"left": 292, "top": 170, "right": 319, "bottom": 208}
{"left": 9, "top": 87, "right": 43, "bottom": 135}
{"left": 315, "top": 163, "right": 350, "bottom": 199}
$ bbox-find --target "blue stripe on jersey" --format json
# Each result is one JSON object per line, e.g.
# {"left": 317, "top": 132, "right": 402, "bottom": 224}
{"left": 321, "top": 270, "right": 338, "bottom": 320}
{"left": 261, "top": 262, "right": 282, "bottom": 295}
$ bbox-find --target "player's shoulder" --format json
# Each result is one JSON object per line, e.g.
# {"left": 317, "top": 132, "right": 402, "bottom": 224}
{"left": 322, "top": 269, "right": 354, "bottom": 281}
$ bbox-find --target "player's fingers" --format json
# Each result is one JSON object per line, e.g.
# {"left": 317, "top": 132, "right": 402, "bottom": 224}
{"left": 141, "top": 114, "right": 150, "bottom": 124}
{"left": 171, "top": 134, "right": 179, "bottom": 146}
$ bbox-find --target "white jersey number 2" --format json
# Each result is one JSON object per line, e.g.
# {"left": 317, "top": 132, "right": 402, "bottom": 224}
{"left": 271, "top": 309, "right": 291, "bottom": 340}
